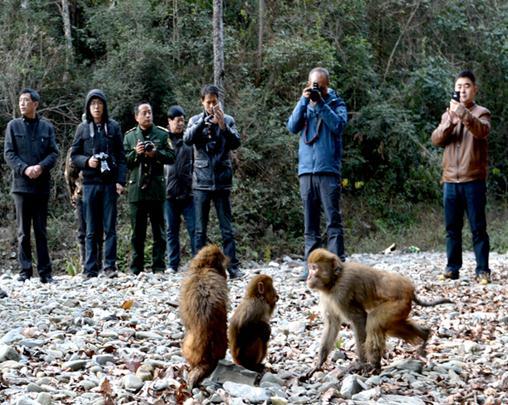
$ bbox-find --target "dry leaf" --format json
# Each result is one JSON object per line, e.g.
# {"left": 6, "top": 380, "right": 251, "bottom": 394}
{"left": 121, "top": 299, "right": 135, "bottom": 310}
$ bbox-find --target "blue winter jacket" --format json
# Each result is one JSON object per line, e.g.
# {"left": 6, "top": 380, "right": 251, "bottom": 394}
{"left": 287, "top": 89, "right": 347, "bottom": 176}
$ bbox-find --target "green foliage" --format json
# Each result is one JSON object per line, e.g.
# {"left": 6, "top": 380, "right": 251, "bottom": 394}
{"left": 0, "top": 0, "right": 507, "bottom": 265}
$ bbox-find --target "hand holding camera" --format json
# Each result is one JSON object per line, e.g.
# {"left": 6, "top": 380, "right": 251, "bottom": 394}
{"left": 303, "top": 82, "right": 323, "bottom": 103}
{"left": 93, "top": 152, "right": 111, "bottom": 173}
{"left": 448, "top": 90, "right": 465, "bottom": 124}
{"left": 136, "top": 140, "right": 156, "bottom": 157}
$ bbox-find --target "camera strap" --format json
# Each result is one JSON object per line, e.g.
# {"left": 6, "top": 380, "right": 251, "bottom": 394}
{"left": 303, "top": 117, "right": 322, "bottom": 145}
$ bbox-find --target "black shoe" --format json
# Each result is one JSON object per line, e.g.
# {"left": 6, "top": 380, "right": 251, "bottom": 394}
{"left": 228, "top": 268, "right": 245, "bottom": 279}
{"left": 103, "top": 268, "right": 118, "bottom": 278}
{"left": 298, "top": 270, "right": 309, "bottom": 282}
{"left": 0, "top": 289, "right": 7, "bottom": 299}
{"left": 40, "top": 274, "right": 55, "bottom": 284}
{"left": 81, "top": 272, "right": 98, "bottom": 279}
{"left": 17, "top": 272, "right": 32, "bottom": 282}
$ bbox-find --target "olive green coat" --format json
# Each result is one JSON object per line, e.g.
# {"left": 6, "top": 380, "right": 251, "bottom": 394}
{"left": 124, "top": 125, "right": 175, "bottom": 202}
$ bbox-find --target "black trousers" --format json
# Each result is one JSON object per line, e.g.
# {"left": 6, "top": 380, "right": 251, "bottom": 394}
{"left": 13, "top": 192, "right": 52, "bottom": 277}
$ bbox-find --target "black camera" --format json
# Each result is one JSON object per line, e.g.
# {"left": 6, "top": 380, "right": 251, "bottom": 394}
{"left": 451, "top": 90, "right": 461, "bottom": 102}
{"left": 93, "top": 152, "right": 110, "bottom": 173}
{"left": 141, "top": 140, "right": 155, "bottom": 152}
{"left": 309, "top": 81, "right": 322, "bottom": 102}
{"left": 204, "top": 114, "right": 215, "bottom": 126}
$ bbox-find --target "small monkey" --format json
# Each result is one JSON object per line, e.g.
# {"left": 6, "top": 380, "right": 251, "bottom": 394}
{"left": 228, "top": 274, "right": 278, "bottom": 371}
{"left": 305, "top": 248, "right": 452, "bottom": 378}
{"left": 179, "top": 245, "right": 230, "bottom": 388}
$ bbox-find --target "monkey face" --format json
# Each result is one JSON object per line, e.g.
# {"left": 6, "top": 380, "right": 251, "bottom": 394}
{"left": 265, "top": 281, "right": 279, "bottom": 309}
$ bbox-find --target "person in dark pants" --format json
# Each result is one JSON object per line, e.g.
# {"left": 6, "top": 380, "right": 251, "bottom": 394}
{"left": 431, "top": 70, "right": 492, "bottom": 285}
{"left": 183, "top": 85, "right": 243, "bottom": 279}
{"left": 287, "top": 67, "right": 348, "bottom": 281}
{"left": 124, "top": 102, "right": 175, "bottom": 274}
{"left": 64, "top": 147, "right": 103, "bottom": 272}
{"left": 71, "top": 89, "right": 126, "bottom": 278}
{"left": 164, "top": 105, "right": 196, "bottom": 272}
{"left": 4, "top": 88, "right": 59, "bottom": 283}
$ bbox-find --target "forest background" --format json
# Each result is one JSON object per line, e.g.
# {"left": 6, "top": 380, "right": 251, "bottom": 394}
{"left": 0, "top": 0, "right": 507, "bottom": 273}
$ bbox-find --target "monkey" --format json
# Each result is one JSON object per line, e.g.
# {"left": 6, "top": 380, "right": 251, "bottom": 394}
{"left": 179, "top": 245, "right": 230, "bottom": 388}
{"left": 228, "top": 274, "right": 279, "bottom": 371}
{"left": 304, "top": 248, "right": 452, "bottom": 378}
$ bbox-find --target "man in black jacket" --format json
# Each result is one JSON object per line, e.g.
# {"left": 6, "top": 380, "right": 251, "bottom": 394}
{"left": 71, "top": 89, "right": 127, "bottom": 278}
{"left": 4, "top": 88, "right": 59, "bottom": 283}
{"left": 164, "top": 105, "right": 195, "bottom": 272}
{"left": 183, "top": 85, "right": 243, "bottom": 279}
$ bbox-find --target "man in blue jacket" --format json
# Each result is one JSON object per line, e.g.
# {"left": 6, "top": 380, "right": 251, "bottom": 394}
{"left": 287, "top": 67, "right": 348, "bottom": 281}
{"left": 4, "top": 88, "right": 59, "bottom": 283}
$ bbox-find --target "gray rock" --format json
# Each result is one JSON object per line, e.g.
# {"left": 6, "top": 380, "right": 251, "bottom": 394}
{"left": 136, "top": 364, "right": 154, "bottom": 381}
{"left": 260, "top": 372, "right": 284, "bottom": 386}
{"left": 340, "top": 374, "right": 363, "bottom": 399}
{"left": 15, "top": 398, "right": 39, "bottom": 405}
{"left": 0, "top": 359, "right": 22, "bottom": 369}
{"left": 0, "top": 344, "right": 20, "bottom": 362}
{"left": 36, "top": 392, "right": 52, "bottom": 405}
{"left": 209, "top": 360, "right": 258, "bottom": 385}
{"left": 124, "top": 374, "right": 144, "bottom": 392}
{"left": 93, "top": 354, "right": 115, "bottom": 365}
{"left": 223, "top": 381, "right": 269, "bottom": 402}
{"left": 26, "top": 382, "right": 46, "bottom": 392}
{"left": 351, "top": 387, "right": 380, "bottom": 401}
{"left": 20, "top": 339, "right": 45, "bottom": 348}
{"left": 378, "top": 394, "right": 426, "bottom": 404}
{"left": 62, "top": 360, "right": 88, "bottom": 371}
{"left": 134, "top": 331, "right": 163, "bottom": 340}
{"left": 390, "top": 359, "right": 424, "bottom": 373}
{"left": 80, "top": 380, "right": 98, "bottom": 390}
{"left": 270, "top": 397, "right": 288, "bottom": 405}
{"left": 1, "top": 328, "right": 24, "bottom": 344}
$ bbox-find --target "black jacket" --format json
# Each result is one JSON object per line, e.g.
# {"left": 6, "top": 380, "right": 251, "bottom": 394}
{"left": 4, "top": 115, "right": 59, "bottom": 194}
{"left": 70, "top": 89, "right": 127, "bottom": 186}
{"left": 165, "top": 132, "right": 193, "bottom": 200}
{"left": 183, "top": 112, "right": 241, "bottom": 191}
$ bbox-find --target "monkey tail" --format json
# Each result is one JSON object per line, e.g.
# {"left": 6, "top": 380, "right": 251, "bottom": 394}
{"left": 413, "top": 295, "right": 453, "bottom": 307}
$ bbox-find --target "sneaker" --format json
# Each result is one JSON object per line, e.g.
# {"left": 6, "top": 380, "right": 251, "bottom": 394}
{"left": 228, "top": 268, "right": 245, "bottom": 279}
{"left": 81, "top": 272, "right": 98, "bottom": 279}
{"left": 475, "top": 272, "right": 491, "bottom": 285}
{"left": 438, "top": 270, "right": 459, "bottom": 281}
{"left": 17, "top": 272, "right": 32, "bottom": 282}
{"left": 166, "top": 267, "right": 178, "bottom": 273}
{"left": 40, "top": 274, "right": 55, "bottom": 284}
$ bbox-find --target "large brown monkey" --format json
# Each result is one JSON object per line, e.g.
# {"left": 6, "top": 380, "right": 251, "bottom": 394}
{"left": 305, "top": 248, "right": 452, "bottom": 377}
{"left": 228, "top": 275, "right": 278, "bottom": 371}
{"left": 179, "top": 245, "right": 229, "bottom": 388}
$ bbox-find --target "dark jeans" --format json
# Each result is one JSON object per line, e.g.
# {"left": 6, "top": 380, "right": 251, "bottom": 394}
{"left": 443, "top": 181, "right": 490, "bottom": 276}
{"left": 300, "top": 174, "right": 345, "bottom": 263}
{"left": 129, "top": 200, "right": 166, "bottom": 273}
{"left": 194, "top": 189, "right": 239, "bottom": 270}
{"left": 164, "top": 198, "right": 196, "bottom": 269}
{"left": 83, "top": 184, "right": 117, "bottom": 276}
{"left": 13, "top": 192, "right": 52, "bottom": 277}
{"left": 76, "top": 198, "right": 103, "bottom": 271}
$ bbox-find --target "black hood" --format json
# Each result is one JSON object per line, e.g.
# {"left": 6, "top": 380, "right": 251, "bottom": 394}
{"left": 84, "top": 89, "right": 109, "bottom": 123}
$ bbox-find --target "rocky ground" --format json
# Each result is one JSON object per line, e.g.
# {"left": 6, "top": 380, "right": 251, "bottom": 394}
{"left": 0, "top": 250, "right": 507, "bottom": 405}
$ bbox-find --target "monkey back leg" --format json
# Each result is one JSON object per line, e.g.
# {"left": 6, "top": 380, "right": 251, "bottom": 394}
{"left": 364, "top": 301, "right": 410, "bottom": 369}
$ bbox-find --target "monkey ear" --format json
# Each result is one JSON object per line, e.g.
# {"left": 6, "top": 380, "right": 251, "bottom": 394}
{"left": 257, "top": 281, "right": 265, "bottom": 295}
{"left": 333, "top": 257, "right": 343, "bottom": 272}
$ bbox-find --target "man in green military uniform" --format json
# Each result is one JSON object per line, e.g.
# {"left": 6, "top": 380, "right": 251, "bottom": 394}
{"left": 124, "top": 102, "right": 175, "bottom": 274}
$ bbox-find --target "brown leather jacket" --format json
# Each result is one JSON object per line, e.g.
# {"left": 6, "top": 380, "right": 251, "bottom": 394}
{"left": 431, "top": 103, "right": 490, "bottom": 183}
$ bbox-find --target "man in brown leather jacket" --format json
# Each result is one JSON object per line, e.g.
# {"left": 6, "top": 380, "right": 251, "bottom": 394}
{"left": 431, "top": 70, "right": 491, "bottom": 284}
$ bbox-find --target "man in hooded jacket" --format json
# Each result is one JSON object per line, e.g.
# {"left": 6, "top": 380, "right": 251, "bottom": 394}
{"left": 71, "top": 89, "right": 127, "bottom": 278}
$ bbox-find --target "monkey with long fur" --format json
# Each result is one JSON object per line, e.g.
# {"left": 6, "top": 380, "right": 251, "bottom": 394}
{"left": 228, "top": 274, "right": 278, "bottom": 371}
{"left": 179, "top": 245, "right": 230, "bottom": 388}
{"left": 305, "top": 248, "right": 452, "bottom": 377}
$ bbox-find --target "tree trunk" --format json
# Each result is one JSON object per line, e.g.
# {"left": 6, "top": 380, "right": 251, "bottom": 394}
{"left": 255, "top": 0, "right": 264, "bottom": 85}
{"left": 59, "top": 0, "right": 73, "bottom": 81}
{"left": 213, "top": 0, "right": 224, "bottom": 99}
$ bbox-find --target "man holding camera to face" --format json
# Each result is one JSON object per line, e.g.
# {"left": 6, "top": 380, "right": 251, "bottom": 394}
{"left": 431, "top": 70, "right": 492, "bottom": 285}
{"left": 71, "top": 89, "right": 126, "bottom": 279}
{"left": 183, "top": 84, "right": 243, "bottom": 279}
{"left": 124, "top": 102, "right": 175, "bottom": 274}
{"left": 287, "top": 67, "right": 348, "bottom": 281}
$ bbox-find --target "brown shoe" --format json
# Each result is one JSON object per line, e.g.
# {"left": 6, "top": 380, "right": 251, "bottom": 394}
{"left": 438, "top": 270, "right": 459, "bottom": 281}
{"left": 475, "top": 272, "right": 491, "bottom": 285}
